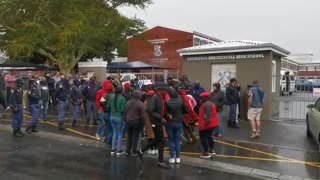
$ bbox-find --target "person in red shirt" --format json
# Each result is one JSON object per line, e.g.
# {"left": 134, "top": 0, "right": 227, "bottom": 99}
{"left": 198, "top": 92, "right": 219, "bottom": 159}
{"left": 95, "top": 80, "right": 113, "bottom": 140}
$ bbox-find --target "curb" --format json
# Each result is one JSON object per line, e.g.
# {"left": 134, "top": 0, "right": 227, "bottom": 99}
{"left": 0, "top": 124, "right": 315, "bottom": 180}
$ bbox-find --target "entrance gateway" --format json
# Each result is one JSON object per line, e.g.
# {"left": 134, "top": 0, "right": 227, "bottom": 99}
{"left": 178, "top": 40, "right": 292, "bottom": 121}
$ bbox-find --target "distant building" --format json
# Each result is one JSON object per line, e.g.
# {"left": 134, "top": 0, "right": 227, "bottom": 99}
{"left": 128, "top": 26, "right": 222, "bottom": 75}
{"left": 281, "top": 54, "right": 320, "bottom": 77}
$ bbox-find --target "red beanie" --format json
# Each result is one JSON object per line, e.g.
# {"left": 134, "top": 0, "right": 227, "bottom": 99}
{"left": 200, "top": 92, "right": 210, "bottom": 98}
{"left": 124, "top": 82, "right": 131, "bottom": 89}
{"left": 146, "top": 90, "right": 155, "bottom": 96}
{"left": 105, "top": 83, "right": 114, "bottom": 92}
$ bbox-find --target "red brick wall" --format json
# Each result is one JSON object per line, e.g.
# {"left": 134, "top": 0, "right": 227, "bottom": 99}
{"left": 128, "top": 26, "right": 194, "bottom": 74}
{"left": 297, "top": 71, "right": 320, "bottom": 77}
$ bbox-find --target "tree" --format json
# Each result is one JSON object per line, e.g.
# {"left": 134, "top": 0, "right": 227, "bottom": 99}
{"left": 0, "top": 0, "right": 150, "bottom": 74}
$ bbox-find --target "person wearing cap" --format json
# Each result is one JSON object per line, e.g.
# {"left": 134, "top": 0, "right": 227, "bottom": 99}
{"left": 70, "top": 79, "right": 83, "bottom": 127}
{"left": 54, "top": 79, "right": 69, "bottom": 130}
{"left": 8, "top": 79, "right": 25, "bottom": 137}
{"left": 83, "top": 76, "right": 99, "bottom": 125}
{"left": 198, "top": 92, "right": 219, "bottom": 159}
{"left": 39, "top": 77, "right": 49, "bottom": 121}
{"left": 25, "top": 80, "right": 41, "bottom": 134}
{"left": 139, "top": 82, "right": 169, "bottom": 168}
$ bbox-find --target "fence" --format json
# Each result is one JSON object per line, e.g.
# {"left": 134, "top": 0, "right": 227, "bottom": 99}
{"left": 106, "top": 72, "right": 179, "bottom": 83}
{"left": 272, "top": 76, "right": 319, "bottom": 121}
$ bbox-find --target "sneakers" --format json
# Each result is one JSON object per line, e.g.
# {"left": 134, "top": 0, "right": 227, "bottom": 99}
{"left": 200, "top": 152, "right": 211, "bottom": 159}
{"left": 116, "top": 150, "right": 125, "bottom": 156}
{"left": 176, "top": 158, "right": 181, "bottom": 164}
{"left": 111, "top": 150, "right": 117, "bottom": 155}
{"left": 95, "top": 133, "right": 101, "bottom": 140}
{"left": 209, "top": 149, "right": 216, "bottom": 156}
{"left": 169, "top": 158, "right": 175, "bottom": 164}
{"left": 250, "top": 132, "right": 259, "bottom": 139}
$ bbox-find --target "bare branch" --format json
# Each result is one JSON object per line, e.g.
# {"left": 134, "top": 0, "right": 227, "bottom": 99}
{"left": 37, "top": 48, "right": 57, "bottom": 62}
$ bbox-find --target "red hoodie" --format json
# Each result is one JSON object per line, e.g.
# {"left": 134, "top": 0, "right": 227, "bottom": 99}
{"left": 96, "top": 80, "right": 113, "bottom": 111}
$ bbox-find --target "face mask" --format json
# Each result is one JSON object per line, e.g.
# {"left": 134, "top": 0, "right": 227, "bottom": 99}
{"left": 59, "top": 85, "right": 63, "bottom": 89}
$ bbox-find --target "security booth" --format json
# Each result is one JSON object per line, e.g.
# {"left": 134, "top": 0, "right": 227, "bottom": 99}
{"left": 178, "top": 40, "right": 290, "bottom": 120}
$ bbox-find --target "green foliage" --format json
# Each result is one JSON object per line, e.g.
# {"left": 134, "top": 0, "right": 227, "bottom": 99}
{"left": 0, "top": 0, "right": 151, "bottom": 74}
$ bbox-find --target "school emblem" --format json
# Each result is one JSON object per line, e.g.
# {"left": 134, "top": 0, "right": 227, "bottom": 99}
{"left": 154, "top": 45, "right": 162, "bottom": 57}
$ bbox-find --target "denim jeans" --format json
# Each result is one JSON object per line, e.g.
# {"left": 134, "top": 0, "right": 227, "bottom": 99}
{"left": 199, "top": 128, "right": 215, "bottom": 152}
{"left": 86, "top": 101, "right": 97, "bottom": 121}
{"left": 30, "top": 104, "right": 40, "bottom": 126}
{"left": 166, "top": 122, "right": 183, "bottom": 158}
{"left": 40, "top": 100, "right": 49, "bottom": 120}
{"left": 73, "top": 104, "right": 81, "bottom": 121}
{"left": 104, "top": 113, "right": 113, "bottom": 145}
{"left": 12, "top": 104, "right": 23, "bottom": 130}
{"left": 214, "top": 112, "right": 224, "bottom": 134}
{"left": 58, "top": 101, "right": 66, "bottom": 123}
{"left": 110, "top": 116, "right": 124, "bottom": 151}
{"left": 96, "top": 112, "right": 106, "bottom": 136}
{"left": 229, "top": 104, "right": 237, "bottom": 126}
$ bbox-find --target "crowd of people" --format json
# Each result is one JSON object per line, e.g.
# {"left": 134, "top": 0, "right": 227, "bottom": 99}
{"left": 0, "top": 71, "right": 265, "bottom": 168}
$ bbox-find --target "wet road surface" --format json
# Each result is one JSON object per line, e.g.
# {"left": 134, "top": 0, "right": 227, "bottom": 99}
{"left": 1, "top": 108, "right": 320, "bottom": 179}
{"left": 0, "top": 129, "right": 259, "bottom": 180}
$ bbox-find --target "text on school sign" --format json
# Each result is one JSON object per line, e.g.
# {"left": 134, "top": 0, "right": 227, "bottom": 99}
{"left": 186, "top": 54, "right": 265, "bottom": 61}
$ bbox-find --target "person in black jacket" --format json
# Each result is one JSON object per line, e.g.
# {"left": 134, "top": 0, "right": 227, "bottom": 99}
{"left": 54, "top": 82, "right": 68, "bottom": 130}
{"left": 226, "top": 78, "right": 240, "bottom": 128}
{"left": 83, "top": 77, "right": 99, "bottom": 125}
{"left": 210, "top": 83, "right": 227, "bottom": 137}
{"left": 165, "top": 87, "right": 188, "bottom": 164}
{"left": 8, "top": 79, "right": 25, "bottom": 137}
{"left": 46, "top": 73, "right": 56, "bottom": 109}
{"left": 139, "top": 82, "right": 169, "bottom": 168}
{"left": 25, "top": 80, "right": 41, "bottom": 134}
{"left": 70, "top": 79, "right": 83, "bottom": 127}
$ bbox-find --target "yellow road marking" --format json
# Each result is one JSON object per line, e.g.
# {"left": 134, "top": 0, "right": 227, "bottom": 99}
{"left": 215, "top": 139, "right": 320, "bottom": 168}
{"left": 3, "top": 115, "right": 320, "bottom": 167}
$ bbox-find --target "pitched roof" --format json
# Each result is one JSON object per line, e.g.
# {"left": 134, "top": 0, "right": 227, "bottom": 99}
{"left": 178, "top": 40, "right": 290, "bottom": 57}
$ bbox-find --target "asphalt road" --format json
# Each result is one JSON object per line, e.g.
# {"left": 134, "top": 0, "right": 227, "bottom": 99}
{"left": 0, "top": 128, "right": 259, "bottom": 180}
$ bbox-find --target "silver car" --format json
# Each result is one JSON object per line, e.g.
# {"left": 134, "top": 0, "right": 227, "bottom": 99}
{"left": 307, "top": 100, "right": 320, "bottom": 150}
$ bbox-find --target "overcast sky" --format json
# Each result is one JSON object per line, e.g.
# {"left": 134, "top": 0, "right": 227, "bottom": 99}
{"left": 120, "top": 0, "right": 320, "bottom": 58}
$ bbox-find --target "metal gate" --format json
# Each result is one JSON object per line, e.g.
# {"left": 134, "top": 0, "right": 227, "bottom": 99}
{"left": 272, "top": 76, "right": 319, "bottom": 121}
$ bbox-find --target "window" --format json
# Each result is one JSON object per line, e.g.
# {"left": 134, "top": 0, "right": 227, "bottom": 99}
{"left": 298, "top": 66, "right": 307, "bottom": 71}
{"left": 193, "top": 38, "right": 201, "bottom": 46}
{"left": 272, "top": 60, "right": 276, "bottom": 92}
{"left": 200, "top": 40, "right": 208, "bottom": 45}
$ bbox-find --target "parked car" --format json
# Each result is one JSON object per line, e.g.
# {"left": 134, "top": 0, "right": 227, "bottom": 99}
{"left": 295, "top": 79, "right": 313, "bottom": 92}
{"left": 306, "top": 100, "right": 320, "bottom": 150}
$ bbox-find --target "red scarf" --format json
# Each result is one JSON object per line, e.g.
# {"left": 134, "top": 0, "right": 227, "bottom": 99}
{"left": 158, "top": 92, "right": 167, "bottom": 116}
